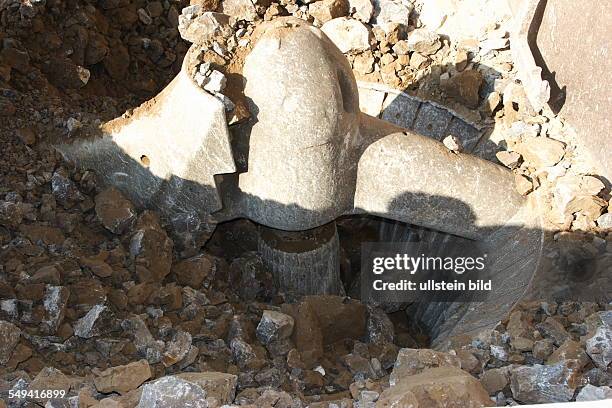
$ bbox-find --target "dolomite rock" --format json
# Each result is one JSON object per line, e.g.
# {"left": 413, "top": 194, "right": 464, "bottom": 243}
{"left": 441, "top": 70, "right": 483, "bottom": 108}
{"left": 28, "top": 367, "right": 72, "bottom": 405}
{"left": 41, "top": 285, "right": 70, "bottom": 335}
{"left": 389, "top": 348, "right": 461, "bottom": 386}
{"left": 377, "top": 366, "right": 491, "bottom": 407}
{"left": 406, "top": 28, "right": 441, "bottom": 55}
{"left": 597, "top": 213, "right": 612, "bottom": 229}
{"left": 162, "top": 331, "right": 193, "bottom": 367}
{"left": 349, "top": 0, "right": 374, "bottom": 23}
{"left": 221, "top": 0, "right": 258, "bottom": 22}
{"left": 178, "top": 9, "right": 232, "bottom": 44}
{"left": 321, "top": 18, "right": 371, "bottom": 53}
{"left": 480, "top": 365, "right": 513, "bottom": 394}
{"left": 372, "top": 0, "right": 412, "bottom": 27}
{"left": 175, "top": 372, "right": 238, "bottom": 405}
{"left": 51, "top": 170, "right": 83, "bottom": 208}
{"left": 583, "top": 311, "right": 612, "bottom": 369}
{"left": 130, "top": 211, "right": 174, "bottom": 282}
{"left": 547, "top": 339, "right": 590, "bottom": 368}
{"left": 74, "top": 304, "right": 114, "bottom": 339}
{"left": 576, "top": 384, "right": 612, "bottom": 401}
{"left": 256, "top": 310, "right": 295, "bottom": 345}
{"left": 515, "top": 174, "right": 533, "bottom": 196}
{"left": 122, "top": 315, "right": 165, "bottom": 364}
{"left": 536, "top": 316, "right": 570, "bottom": 346}
{"left": 496, "top": 151, "right": 521, "bottom": 169}
{"left": 309, "top": 0, "right": 350, "bottom": 24}
{"left": 94, "top": 360, "right": 152, "bottom": 394}
{"left": 137, "top": 376, "right": 208, "bottom": 408}
{"left": 510, "top": 361, "right": 580, "bottom": 404}
{"left": 172, "top": 254, "right": 212, "bottom": 289}
{"left": 366, "top": 306, "right": 394, "bottom": 344}
{"left": 512, "top": 136, "right": 565, "bottom": 168}
{"left": 0, "top": 320, "right": 21, "bottom": 364}
{"left": 95, "top": 187, "right": 136, "bottom": 234}
{"left": 442, "top": 135, "right": 463, "bottom": 152}
{"left": 553, "top": 175, "right": 606, "bottom": 219}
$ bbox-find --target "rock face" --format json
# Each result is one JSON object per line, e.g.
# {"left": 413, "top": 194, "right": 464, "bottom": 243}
{"left": 94, "top": 360, "right": 152, "bottom": 394}
{"left": 389, "top": 348, "right": 461, "bottom": 386}
{"left": 321, "top": 17, "right": 371, "bottom": 53}
{"left": 510, "top": 362, "right": 580, "bottom": 404}
{"left": 95, "top": 187, "right": 137, "bottom": 234}
{"left": 0, "top": 320, "right": 21, "bottom": 364}
{"left": 377, "top": 366, "right": 491, "bottom": 407}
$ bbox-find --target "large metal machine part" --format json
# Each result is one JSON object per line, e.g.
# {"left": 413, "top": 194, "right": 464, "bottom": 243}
{"left": 58, "top": 17, "right": 545, "bottom": 343}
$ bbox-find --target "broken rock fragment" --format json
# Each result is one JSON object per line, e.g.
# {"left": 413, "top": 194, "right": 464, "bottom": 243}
{"left": 349, "top": 0, "right": 374, "bottom": 23}
{"left": 583, "top": 311, "right": 612, "bottom": 369}
{"left": 496, "top": 151, "right": 521, "bottom": 169}
{"left": 441, "top": 70, "right": 483, "bottom": 109}
{"left": 321, "top": 17, "right": 371, "bottom": 54}
{"left": 178, "top": 9, "right": 232, "bottom": 44}
{"left": 510, "top": 361, "right": 580, "bottom": 404}
{"left": 137, "top": 376, "right": 208, "bottom": 408}
{"left": 27, "top": 367, "right": 72, "bottom": 405}
{"left": 372, "top": 0, "right": 412, "bottom": 27}
{"left": 389, "top": 348, "right": 461, "bottom": 386}
{"left": 256, "top": 310, "right": 295, "bottom": 345}
{"left": 122, "top": 315, "right": 165, "bottom": 364}
{"left": 512, "top": 136, "right": 565, "bottom": 168}
{"left": 576, "top": 384, "right": 612, "bottom": 401}
{"left": 309, "top": 0, "right": 350, "bottom": 24}
{"left": 172, "top": 254, "right": 212, "bottom": 289}
{"left": 94, "top": 359, "right": 152, "bottom": 394}
{"left": 175, "top": 372, "right": 238, "bottom": 405}
{"left": 162, "top": 330, "right": 193, "bottom": 367}
{"left": 73, "top": 304, "right": 114, "bottom": 339}
{"left": 377, "top": 366, "right": 491, "bottom": 407}
{"left": 406, "top": 28, "right": 441, "bottom": 55}
{"left": 0, "top": 320, "right": 21, "bottom": 365}
{"left": 41, "top": 285, "right": 70, "bottom": 335}
{"left": 95, "top": 187, "right": 136, "bottom": 234}
{"left": 130, "top": 211, "right": 174, "bottom": 282}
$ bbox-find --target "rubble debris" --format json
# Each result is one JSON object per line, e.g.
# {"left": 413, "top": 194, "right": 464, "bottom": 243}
{"left": 0, "top": 320, "right": 21, "bottom": 365}
{"left": 322, "top": 17, "right": 372, "bottom": 53}
{"left": 389, "top": 348, "right": 461, "bottom": 386}
{"left": 94, "top": 360, "right": 152, "bottom": 394}
{"left": 510, "top": 361, "right": 580, "bottom": 404}
{"left": 136, "top": 376, "right": 208, "bottom": 408}
{"left": 378, "top": 366, "right": 491, "bottom": 407}
{"left": 95, "top": 187, "right": 137, "bottom": 234}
